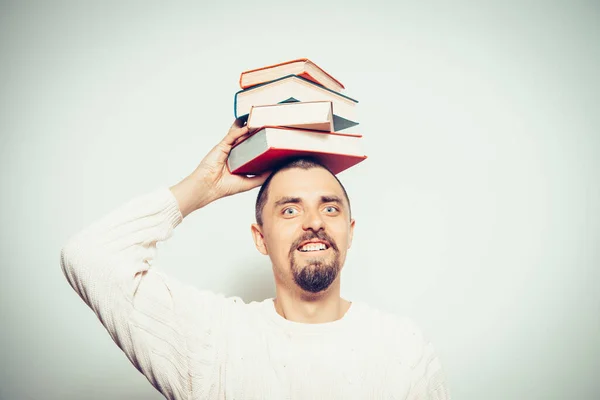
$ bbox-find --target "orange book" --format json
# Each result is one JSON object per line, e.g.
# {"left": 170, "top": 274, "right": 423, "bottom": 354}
{"left": 239, "top": 58, "right": 345, "bottom": 93}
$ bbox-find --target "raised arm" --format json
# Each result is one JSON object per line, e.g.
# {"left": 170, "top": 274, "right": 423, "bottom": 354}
{"left": 60, "top": 120, "right": 269, "bottom": 399}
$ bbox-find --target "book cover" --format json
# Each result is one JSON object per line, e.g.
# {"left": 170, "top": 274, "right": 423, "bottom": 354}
{"left": 239, "top": 58, "right": 345, "bottom": 92}
{"left": 227, "top": 126, "right": 366, "bottom": 175}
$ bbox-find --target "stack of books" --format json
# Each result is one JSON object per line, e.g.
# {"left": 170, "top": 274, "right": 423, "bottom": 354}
{"left": 226, "top": 58, "right": 367, "bottom": 175}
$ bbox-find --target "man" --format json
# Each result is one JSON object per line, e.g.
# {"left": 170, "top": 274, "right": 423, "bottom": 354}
{"left": 61, "top": 120, "right": 450, "bottom": 399}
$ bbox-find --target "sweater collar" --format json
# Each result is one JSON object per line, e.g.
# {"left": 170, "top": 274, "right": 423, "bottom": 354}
{"left": 260, "top": 298, "right": 359, "bottom": 334}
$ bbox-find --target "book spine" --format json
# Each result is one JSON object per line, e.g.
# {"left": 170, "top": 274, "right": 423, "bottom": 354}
{"left": 233, "top": 91, "right": 239, "bottom": 118}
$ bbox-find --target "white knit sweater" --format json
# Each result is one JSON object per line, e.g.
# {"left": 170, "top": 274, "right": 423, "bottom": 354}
{"left": 60, "top": 188, "right": 450, "bottom": 400}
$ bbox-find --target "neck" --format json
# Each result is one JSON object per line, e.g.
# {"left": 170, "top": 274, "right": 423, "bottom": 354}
{"left": 272, "top": 280, "right": 351, "bottom": 324}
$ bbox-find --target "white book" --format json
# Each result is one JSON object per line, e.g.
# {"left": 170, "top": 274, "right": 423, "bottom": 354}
{"left": 247, "top": 101, "right": 334, "bottom": 132}
{"left": 234, "top": 75, "right": 358, "bottom": 130}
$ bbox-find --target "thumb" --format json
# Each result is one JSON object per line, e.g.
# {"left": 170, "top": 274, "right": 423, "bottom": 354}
{"left": 238, "top": 171, "right": 271, "bottom": 192}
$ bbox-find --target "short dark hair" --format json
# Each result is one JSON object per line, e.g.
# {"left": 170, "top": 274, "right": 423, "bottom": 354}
{"left": 255, "top": 157, "right": 351, "bottom": 226}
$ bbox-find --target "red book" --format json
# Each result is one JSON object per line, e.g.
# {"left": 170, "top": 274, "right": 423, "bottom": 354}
{"left": 239, "top": 58, "right": 345, "bottom": 93}
{"left": 227, "top": 126, "right": 366, "bottom": 175}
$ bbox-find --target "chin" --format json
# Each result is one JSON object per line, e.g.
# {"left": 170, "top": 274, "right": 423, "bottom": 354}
{"left": 291, "top": 261, "right": 339, "bottom": 293}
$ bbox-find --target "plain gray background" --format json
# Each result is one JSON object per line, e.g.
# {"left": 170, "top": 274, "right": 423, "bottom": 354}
{"left": 1, "top": 1, "right": 599, "bottom": 399}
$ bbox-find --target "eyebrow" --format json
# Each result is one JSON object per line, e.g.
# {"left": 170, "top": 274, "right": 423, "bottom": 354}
{"left": 273, "top": 195, "right": 344, "bottom": 208}
{"left": 321, "top": 195, "right": 343, "bottom": 205}
{"left": 274, "top": 196, "right": 302, "bottom": 208}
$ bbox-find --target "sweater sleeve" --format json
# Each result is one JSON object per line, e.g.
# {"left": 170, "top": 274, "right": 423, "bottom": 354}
{"left": 405, "top": 325, "right": 451, "bottom": 400}
{"left": 60, "top": 188, "right": 227, "bottom": 400}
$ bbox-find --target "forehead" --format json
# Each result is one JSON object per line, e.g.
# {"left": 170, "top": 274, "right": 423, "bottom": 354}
{"left": 267, "top": 167, "right": 346, "bottom": 204}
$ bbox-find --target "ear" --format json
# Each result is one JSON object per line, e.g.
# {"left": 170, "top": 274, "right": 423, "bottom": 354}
{"left": 347, "top": 218, "right": 356, "bottom": 249}
{"left": 251, "top": 223, "right": 269, "bottom": 255}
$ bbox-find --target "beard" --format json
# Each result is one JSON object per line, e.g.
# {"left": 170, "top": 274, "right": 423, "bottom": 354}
{"left": 289, "top": 231, "right": 341, "bottom": 293}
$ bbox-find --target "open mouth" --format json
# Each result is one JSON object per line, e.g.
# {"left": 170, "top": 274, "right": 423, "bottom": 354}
{"left": 297, "top": 241, "right": 330, "bottom": 253}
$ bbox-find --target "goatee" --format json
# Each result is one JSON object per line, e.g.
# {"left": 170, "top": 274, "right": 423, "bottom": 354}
{"left": 289, "top": 231, "right": 340, "bottom": 293}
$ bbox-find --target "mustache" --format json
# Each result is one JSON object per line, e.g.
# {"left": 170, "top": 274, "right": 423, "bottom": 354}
{"left": 289, "top": 230, "right": 339, "bottom": 254}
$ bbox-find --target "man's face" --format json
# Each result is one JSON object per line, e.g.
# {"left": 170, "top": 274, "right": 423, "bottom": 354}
{"left": 251, "top": 167, "right": 355, "bottom": 294}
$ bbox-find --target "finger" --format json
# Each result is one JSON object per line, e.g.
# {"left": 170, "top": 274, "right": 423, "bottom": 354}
{"left": 237, "top": 171, "right": 271, "bottom": 192}
{"left": 222, "top": 122, "right": 249, "bottom": 147}
{"left": 203, "top": 123, "right": 250, "bottom": 166}
{"left": 232, "top": 131, "right": 252, "bottom": 147}
{"left": 202, "top": 141, "right": 232, "bottom": 166}
{"left": 232, "top": 115, "right": 248, "bottom": 128}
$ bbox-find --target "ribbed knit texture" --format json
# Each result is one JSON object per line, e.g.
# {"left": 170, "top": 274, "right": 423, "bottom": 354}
{"left": 60, "top": 188, "right": 450, "bottom": 400}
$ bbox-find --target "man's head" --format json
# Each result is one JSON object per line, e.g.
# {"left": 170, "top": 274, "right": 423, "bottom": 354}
{"left": 251, "top": 158, "right": 355, "bottom": 295}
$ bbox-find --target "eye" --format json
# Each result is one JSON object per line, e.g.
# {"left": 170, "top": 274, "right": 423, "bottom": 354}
{"left": 324, "top": 206, "right": 339, "bottom": 214}
{"left": 282, "top": 207, "right": 299, "bottom": 216}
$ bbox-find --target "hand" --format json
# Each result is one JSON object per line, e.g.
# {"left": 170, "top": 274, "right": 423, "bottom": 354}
{"left": 170, "top": 119, "right": 270, "bottom": 217}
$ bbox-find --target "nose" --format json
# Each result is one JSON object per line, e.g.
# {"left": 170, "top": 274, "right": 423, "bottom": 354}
{"left": 302, "top": 209, "right": 325, "bottom": 232}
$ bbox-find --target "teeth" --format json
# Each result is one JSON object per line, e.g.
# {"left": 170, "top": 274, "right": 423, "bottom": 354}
{"left": 300, "top": 243, "right": 327, "bottom": 252}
